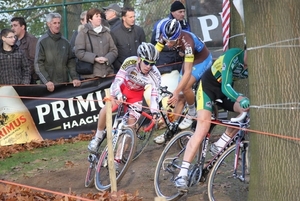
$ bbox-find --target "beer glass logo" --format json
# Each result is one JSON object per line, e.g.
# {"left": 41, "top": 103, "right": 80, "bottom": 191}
{"left": 0, "top": 86, "right": 43, "bottom": 146}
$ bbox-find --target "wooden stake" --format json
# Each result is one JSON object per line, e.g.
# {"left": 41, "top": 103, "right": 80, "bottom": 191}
{"left": 105, "top": 89, "right": 117, "bottom": 192}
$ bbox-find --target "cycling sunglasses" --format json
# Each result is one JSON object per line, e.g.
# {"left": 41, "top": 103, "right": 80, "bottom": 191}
{"left": 141, "top": 58, "right": 156, "bottom": 66}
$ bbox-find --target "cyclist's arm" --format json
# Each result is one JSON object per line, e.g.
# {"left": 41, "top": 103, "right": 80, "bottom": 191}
{"left": 173, "top": 59, "right": 193, "bottom": 96}
{"left": 173, "top": 41, "right": 195, "bottom": 96}
{"left": 221, "top": 55, "right": 240, "bottom": 102}
{"left": 149, "top": 67, "right": 162, "bottom": 114}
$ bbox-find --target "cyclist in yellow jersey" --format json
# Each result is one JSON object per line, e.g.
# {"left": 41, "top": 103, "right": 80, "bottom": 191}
{"left": 175, "top": 47, "right": 249, "bottom": 192}
{"left": 153, "top": 19, "right": 213, "bottom": 144}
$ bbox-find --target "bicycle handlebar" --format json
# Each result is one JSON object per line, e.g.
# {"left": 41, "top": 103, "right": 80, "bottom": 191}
{"left": 230, "top": 112, "right": 247, "bottom": 122}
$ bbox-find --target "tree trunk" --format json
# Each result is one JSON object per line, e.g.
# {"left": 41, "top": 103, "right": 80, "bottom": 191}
{"left": 245, "top": 1, "right": 300, "bottom": 200}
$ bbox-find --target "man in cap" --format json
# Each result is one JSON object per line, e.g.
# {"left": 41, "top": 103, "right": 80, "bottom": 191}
{"left": 103, "top": 3, "right": 122, "bottom": 30}
{"left": 151, "top": 1, "right": 190, "bottom": 74}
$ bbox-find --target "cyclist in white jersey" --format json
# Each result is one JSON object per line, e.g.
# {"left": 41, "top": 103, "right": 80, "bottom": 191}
{"left": 88, "top": 42, "right": 161, "bottom": 153}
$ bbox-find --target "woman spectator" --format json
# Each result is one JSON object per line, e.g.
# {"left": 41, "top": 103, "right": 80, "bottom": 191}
{"left": 75, "top": 8, "right": 118, "bottom": 78}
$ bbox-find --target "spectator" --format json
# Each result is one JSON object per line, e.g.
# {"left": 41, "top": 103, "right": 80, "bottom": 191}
{"left": 75, "top": 8, "right": 118, "bottom": 79}
{"left": 70, "top": 11, "right": 87, "bottom": 52}
{"left": 10, "top": 17, "right": 38, "bottom": 84}
{"left": 0, "top": 28, "right": 30, "bottom": 85}
{"left": 110, "top": 6, "right": 146, "bottom": 73}
{"left": 151, "top": 1, "right": 190, "bottom": 74}
{"left": 103, "top": 3, "right": 122, "bottom": 30}
{"left": 35, "top": 13, "right": 81, "bottom": 92}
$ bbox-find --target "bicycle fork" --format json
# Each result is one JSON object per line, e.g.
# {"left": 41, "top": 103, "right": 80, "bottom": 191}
{"left": 233, "top": 139, "right": 248, "bottom": 182}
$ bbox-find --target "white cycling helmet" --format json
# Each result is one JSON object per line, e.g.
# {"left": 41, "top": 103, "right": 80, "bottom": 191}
{"left": 137, "top": 42, "right": 159, "bottom": 62}
{"left": 162, "top": 19, "right": 182, "bottom": 41}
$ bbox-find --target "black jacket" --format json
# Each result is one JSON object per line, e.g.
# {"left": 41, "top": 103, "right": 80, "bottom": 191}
{"left": 110, "top": 22, "right": 146, "bottom": 73}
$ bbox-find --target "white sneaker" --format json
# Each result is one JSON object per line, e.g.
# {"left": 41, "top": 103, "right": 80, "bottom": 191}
{"left": 179, "top": 114, "right": 196, "bottom": 130}
{"left": 88, "top": 137, "right": 102, "bottom": 153}
{"left": 153, "top": 134, "right": 165, "bottom": 144}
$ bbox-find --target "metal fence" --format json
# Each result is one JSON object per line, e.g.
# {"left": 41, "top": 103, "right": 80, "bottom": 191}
{"left": 0, "top": 0, "right": 180, "bottom": 42}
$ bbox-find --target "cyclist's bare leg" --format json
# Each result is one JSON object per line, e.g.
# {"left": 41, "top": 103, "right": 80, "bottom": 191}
{"left": 183, "top": 109, "right": 212, "bottom": 162}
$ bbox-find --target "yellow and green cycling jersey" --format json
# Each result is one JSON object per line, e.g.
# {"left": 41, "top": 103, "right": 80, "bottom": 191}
{"left": 210, "top": 48, "right": 248, "bottom": 102}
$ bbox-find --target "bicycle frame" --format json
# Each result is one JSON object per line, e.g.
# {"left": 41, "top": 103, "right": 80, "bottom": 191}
{"left": 158, "top": 86, "right": 189, "bottom": 141}
{"left": 104, "top": 101, "right": 155, "bottom": 157}
{"left": 199, "top": 113, "right": 250, "bottom": 181}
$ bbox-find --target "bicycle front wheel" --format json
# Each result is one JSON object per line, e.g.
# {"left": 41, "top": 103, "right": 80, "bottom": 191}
{"left": 133, "top": 110, "right": 155, "bottom": 161}
{"left": 84, "top": 153, "right": 98, "bottom": 188}
{"left": 207, "top": 141, "right": 250, "bottom": 201}
{"left": 94, "top": 128, "right": 136, "bottom": 191}
{"left": 154, "top": 130, "right": 193, "bottom": 200}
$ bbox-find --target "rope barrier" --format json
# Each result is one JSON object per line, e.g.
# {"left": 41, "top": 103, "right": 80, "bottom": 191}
{"left": 0, "top": 92, "right": 300, "bottom": 142}
{"left": 0, "top": 180, "right": 95, "bottom": 201}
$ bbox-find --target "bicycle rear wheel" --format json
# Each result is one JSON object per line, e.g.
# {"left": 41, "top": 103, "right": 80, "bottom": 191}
{"left": 133, "top": 109, "right": 155, "bottom": 161}
{"left": 154, "top": 131, "right": 193, "bottom": 200}
{"left": 207, "top": 141, "right": 250, "bottom": 201}
{"left": 94, "top": 128, "right": 136, "bottom": 191}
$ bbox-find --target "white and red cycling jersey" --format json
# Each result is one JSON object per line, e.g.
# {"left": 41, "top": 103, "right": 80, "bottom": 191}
{"left": 110, "top": 56, "right": 161, "bottom": 114}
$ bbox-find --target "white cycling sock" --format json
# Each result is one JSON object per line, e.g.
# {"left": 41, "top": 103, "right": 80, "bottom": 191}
{"left": 95, "top": 129, "right": 105, "bottom": 139}
{"left": 187, "top": 103, "right": 196, "bottom": 116}
{"left": 214, "top": 133, "right": 231, "bottom": 148}
{"left": 178, "top": 161, "right": 190, "bottom": 177}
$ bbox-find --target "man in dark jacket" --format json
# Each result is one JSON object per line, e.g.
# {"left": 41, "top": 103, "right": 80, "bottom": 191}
{"left": 103, "top": 3, "right": 122, "bottom": 30}
{"left": 35, "top": 12, "right": 81, "bottom": 92}
{"left": 110, "top": 6, "right": 146, "bottom": 73}
{"left": 11, "top": 17, "right": 38, "bottom": 84}
{"left": 151, "top": 1, "right": 191, "bottom": 74}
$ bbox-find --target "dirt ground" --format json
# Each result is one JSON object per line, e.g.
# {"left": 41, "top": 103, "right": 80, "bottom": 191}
{"left": 6, "top": 131, "right": 213, "bottom": 201}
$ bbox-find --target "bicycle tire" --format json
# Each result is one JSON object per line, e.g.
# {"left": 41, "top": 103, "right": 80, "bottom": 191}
{"left": 84, "top": 154, "right": 98, "bottom": 188}
{"left": 133, "top": 110, "right": 155, "bottom": 161}
{"left": 207, "top": 141, "right": 250, "bottom": 201}
{"left": 154, "top": 130, "right": 193, "bottom": 200}
{"left": 94, "top": 127, "right": 136, "bottom": 191}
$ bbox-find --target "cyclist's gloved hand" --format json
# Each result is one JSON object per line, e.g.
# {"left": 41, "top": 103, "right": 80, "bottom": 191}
{"left": 239, "top": 97, "right": 250, "bottom": 109}
{"left": 116, "top": 93, "right": 124, "bottom": 103}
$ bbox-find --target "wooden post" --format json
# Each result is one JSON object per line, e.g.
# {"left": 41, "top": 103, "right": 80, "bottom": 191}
{"left": 104, "top": 89, "right": 117, "bottom": 192}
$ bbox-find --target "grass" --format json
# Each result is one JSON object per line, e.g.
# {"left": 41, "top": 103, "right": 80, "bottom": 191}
{"left": 0, "top": 141, "right": 89, "bottom": 180}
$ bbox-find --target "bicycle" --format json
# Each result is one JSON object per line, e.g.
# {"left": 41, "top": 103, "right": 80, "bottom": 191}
{"left": 154, "top": 86, "right": 189, "bottom": 144}
{"left": 154, "top": 108, "right": 250, "bottom": 201}
{"left": 130, "top": 85, "right": 190, "bottom": 160}
{"left": 84, "top": 99, "right": 155, "bottom": 191}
